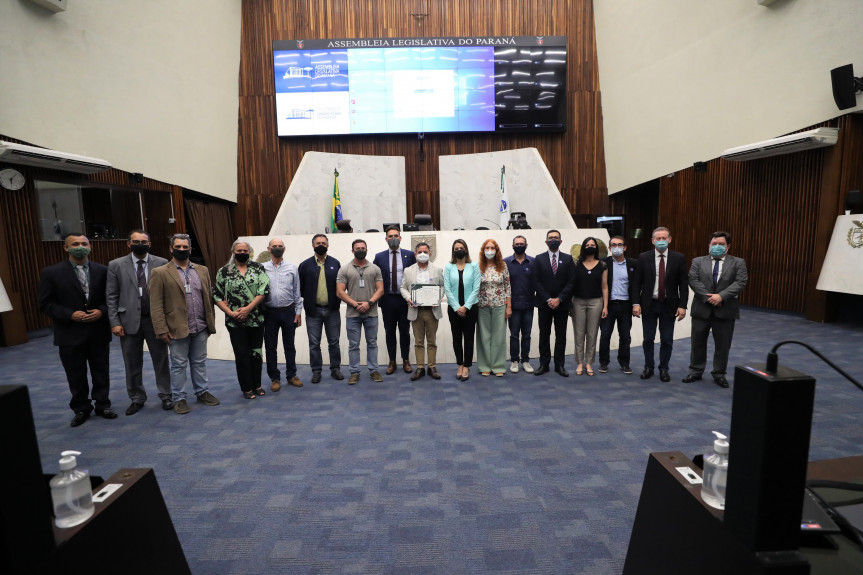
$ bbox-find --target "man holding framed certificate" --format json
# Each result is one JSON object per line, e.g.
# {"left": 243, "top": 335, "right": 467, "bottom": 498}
{"left": 400, "top": 242, "right": 444, "bottom": 381}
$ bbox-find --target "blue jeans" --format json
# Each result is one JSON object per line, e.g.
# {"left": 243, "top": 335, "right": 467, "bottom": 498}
{"left": 305, "top": 306, "right": 341, "bottom": 372}
{"left": 264, "top": 306, "right": 297, "bottom": 381}
{"left": 508, "top": 307, "right": 534, "bottom": 363}
{"left": 169, "top": 330, "right": 210, "bottom": 401}
{"left": 346, "top": 315, "right": 379, "bottom": 374}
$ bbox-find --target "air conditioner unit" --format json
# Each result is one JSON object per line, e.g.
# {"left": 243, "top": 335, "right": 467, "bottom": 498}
{"left": 720, "top": 128, "right": 839, "bottom": 162}
{"left": 0, "top": 141, "right": 111, "bottom": 174}
{"left": 756, "top": 0, "right": 779, "bottom": 6}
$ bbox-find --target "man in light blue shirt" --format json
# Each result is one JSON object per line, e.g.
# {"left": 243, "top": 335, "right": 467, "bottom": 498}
{"left": 263, "top": 238, "right": 304, "bottom": 391}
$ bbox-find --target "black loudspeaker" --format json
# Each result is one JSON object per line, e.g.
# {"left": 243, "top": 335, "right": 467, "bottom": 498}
{"left": 846, "top": 190, "right": 862, "bottom": 214}
{"left": 693, "top": 161, "right": 708, "bottom": 173}
{"left": 0, "top": 386, "right": 55, "bottom": 573}
{"left": 724, "top": 364, "right": 816, "bottom": 553}
{"left": 830, "top": 64, "right": 859, "bottom": 110}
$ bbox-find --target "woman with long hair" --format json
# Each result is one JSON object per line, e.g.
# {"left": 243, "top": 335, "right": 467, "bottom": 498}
{"left": 476, "top": 239, "right": 512, "bottom": 377}
{"left": 443, "top": 239, "right": 480, "bottom": 380}
{"left": 570, "top": 236, "right": 608, "bottom": 376}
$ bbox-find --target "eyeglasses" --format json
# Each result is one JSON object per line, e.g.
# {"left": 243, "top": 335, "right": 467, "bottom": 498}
{"left": 609, "top": 243, "right": 624, "bottom": 248}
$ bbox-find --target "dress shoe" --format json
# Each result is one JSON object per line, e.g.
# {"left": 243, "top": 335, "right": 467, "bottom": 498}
{"left": 510, "top": 361, "right": 519, "bottom": 373}
{"left": 95, "top": 408, "right": 118, "bottom": 419}
{"left": 288, "top": 376, "right": 303, "bottom": 387}
{"left": 555, "top": 366, "right": 569, "bottom": 377}
{"left": 621, "top": 363, "right": 633, "bottom": 374}
{"left": 385, "top": 361, "right": 397, "bottom": 375}
{"left": 161, "top": 398, "right": 175, "bottom": 410}
{"left": 429, "top": 367, "right": 441, "bottom": 380}
{"left": 196, "top": 391, "right": 220, "bottom": 406}
{"left": 174, "top": 399, "right": 190, "bottom": 414}
{"left": 640, "top": 368, "right": 654, "bottom": 379}
{"left": 331, "top": 367, "right": 344, "bottom": 380}
{"left": 714, "top": 375, "right": 730, "bottom": 388}
{"left": 410, "top": 368, "right": 426, "bottom": 381}
{"left": 311, "top": 371, "right": 322, "bottom": 384}
{"left": 534, "top": 365, "right": 550, "bottom": 376}
{"left": 521, "top": 362, "right": 534, "bottom": 373}
{"left": 598, "top": 363, "right": 608, "bottom": 373}
{"left": 348, "top": 373, "right": 360, "bottom": 385}
{"left": 271, "top": 380, "right": 282, "bottom": 392}
{"left": 403, "top": 360, "right": 413, "bottom": 373}
{"left": 125, "top": 402, "right": 144, "bottom": 416}
{"left": 682, "top": 373, "right": 703, "bottom": 383}
{"left": 70, "top": 411, "right": 89, "bottom": 427}
{"left": 659, "top": 370, "right": 671, "bottom": 382}
{"left": 370, "top": 371, "right": 384, "bottom": 383}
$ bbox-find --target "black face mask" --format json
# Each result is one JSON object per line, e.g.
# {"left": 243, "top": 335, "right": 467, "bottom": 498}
{"left": 172, "top": 249, "right": 190, "bottom": 261}
{"left": 234, "top": 253, "right": 250, "bottom": 263}
{"left": 353, "top": 250, "right": 367, "bottom": 260}
{"left": 130, "top": 244, "right": 150, "bottom": 256}
{"left": 314, "top": 245, "right": 328, "bottom": 256}
{"left": 582, "top": 247, "right": 597, "bottom": 256}
{"left": 453, "top": 249, "right": 466, "bottom": 260}
{"left": 270, "top": 248, "right": 285, "bottom": 259}
{"left": 546, "top": 240, "right": 561, "bottom": 251}
{"left": 513, "top": 245, "right": 527, "bottom": 255}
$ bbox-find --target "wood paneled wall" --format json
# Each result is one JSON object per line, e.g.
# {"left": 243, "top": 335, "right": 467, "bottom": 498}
{"left": 237, "top": 0, "right": 610, "bottom": 235}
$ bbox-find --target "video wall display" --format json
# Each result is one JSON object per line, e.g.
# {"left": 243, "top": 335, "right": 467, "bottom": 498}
{"left": 272, "top": 36, "right": 567, "bottom": 137}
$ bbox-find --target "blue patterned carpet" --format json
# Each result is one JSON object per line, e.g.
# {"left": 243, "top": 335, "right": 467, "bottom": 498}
{"left": 2, "top": 308, "right": 861, "bottom": 574}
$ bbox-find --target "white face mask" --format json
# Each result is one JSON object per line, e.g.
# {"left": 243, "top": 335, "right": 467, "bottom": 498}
{"left": 484, "top": 250, "right": 496, "bottom": 260}
{"left": 416, "top": 252, "right": 430, "bottom": 263}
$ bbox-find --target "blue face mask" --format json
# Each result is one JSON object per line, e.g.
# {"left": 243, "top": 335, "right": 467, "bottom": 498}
{"left": 709, "top": 245, "right": 727, "bottom": 258}
{"left": 654, "top": 240, "right": 669, "bottom": 252}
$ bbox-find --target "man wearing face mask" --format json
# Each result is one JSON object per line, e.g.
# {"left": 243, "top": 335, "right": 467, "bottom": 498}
{"left": 683, "top": 232, "right": 748, "bottom": 389}
{"left": 262, "top": 237, "right": 303, "bottom": 391}
{"left": 631, "top": 227, "right": 689, "bottom": 382}
{"left": 400, "top": 242, "right": 445, "bottom": 381}
{"left": 106, "top": 229, "right": 172, "bottom": 415}
{"left": 598, "top": 236, "right": 637, "bottom": 375}
{"left": 504, "top": 236, "right": 536, "bottom": 373}
{"left": 298, "top": 234, "right": 343, "bottom": 383}
{"left": 337, "top": 239, "right": 385, "bottom": 384}
{"left": 373, "top": 226, "right": 416, "bottom": 375}
{"left": 149, "top": 234, "right": 220, "bottom": 414}
{"left": 39, "top": 233, "right": 115, "bottom": 427}
{"left": 533, "top": 230, "right": 576, "bottom": 377}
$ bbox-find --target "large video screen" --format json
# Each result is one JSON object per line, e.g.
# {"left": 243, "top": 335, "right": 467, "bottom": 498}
{"left": 272, "top": 36, "right": 567, "bottom": 137}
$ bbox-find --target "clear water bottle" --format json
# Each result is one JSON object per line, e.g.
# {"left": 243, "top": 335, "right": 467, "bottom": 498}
{"left": 50, "top": 450, "right": 95, "bottom": 528}
{"left": 701, "top": 431, "right": 729, "bottom": 510}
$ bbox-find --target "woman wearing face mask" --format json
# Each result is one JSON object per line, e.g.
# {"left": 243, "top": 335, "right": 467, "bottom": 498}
{"left": 443, "top": 239, "right": 481, "bottom": 380}
{"left": 570, "top": 237, "right": 608, "bottom": 376}
{"left": 214, "top": 241, "right": 270, "bottom": 399}
{"left": 476, "top": 239, "right": 512, "bottom": 377}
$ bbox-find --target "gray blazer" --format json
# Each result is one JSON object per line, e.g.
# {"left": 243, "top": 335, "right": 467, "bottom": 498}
{"left": 107, "top": 253, "right": 169, "bottom": 334}
{"left": 400, "top": 262, "right": 445, "bottom": 321}
{"left": 688, "top": 254, "right": 748, "bottom": 320}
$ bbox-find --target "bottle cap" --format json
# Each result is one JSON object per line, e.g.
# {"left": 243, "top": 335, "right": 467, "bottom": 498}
{"left": 59, "top": 450, "right": 81, "bottom": 471}
{"left": 712, "top": 431, "right": 729, "bottom": 454}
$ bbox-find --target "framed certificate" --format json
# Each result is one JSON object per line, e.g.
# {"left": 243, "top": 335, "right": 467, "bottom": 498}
{"left": 411, "top": 284, "right": 442, "bottom": 307}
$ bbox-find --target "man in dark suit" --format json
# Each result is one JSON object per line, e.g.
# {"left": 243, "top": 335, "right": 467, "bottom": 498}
{"left": 106, "top": 229, "right": 171, "bottom": 415}
{"left": 373, "top": 225, "right": 416, "bottom": 375}
{"left": 598, "top": 236, "right": 638, "bottom": 374}
{"left": 631, "top": 227, "right": 689, "bottom": 382}
{"left": 298, "top": 233, "right": 343, "bottom": 383}
{"left": 533, "top": 229, "right": 576, "bottom": 376}
{"left": 683, "top": 231, "right": 748, "bottom": 388}
{"left": 38, "top": 233, "right": 116, "bottom": 427}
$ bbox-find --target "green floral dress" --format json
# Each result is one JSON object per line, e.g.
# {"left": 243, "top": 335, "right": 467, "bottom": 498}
{"left": 214, "top": 261, "right": 270, "bottom": 329}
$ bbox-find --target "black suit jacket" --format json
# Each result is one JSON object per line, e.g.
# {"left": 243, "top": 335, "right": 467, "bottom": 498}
{"left": 298, "top": 254, "right": 342, "bottom": 312}
{"left": 604, "top": 255, "right": 638, "bottom": 299}
{"left": 373, "top": 248, "right": 417, "bottom": 305}
{"left": 533, "top": 251, "right": 576, "bottom": 310}
{"left": 631, "top": 249, "right": 689, "bottom": 311}
{"left": 38, "top": 260, "right": 112, "bottom": 347}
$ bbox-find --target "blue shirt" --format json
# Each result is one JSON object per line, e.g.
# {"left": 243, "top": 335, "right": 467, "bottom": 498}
{"left": 610, "top": 258, "right": 630, "bottom": 301}
{"left": 504, "top": 254, "right": 536, "bottom": 310}
{"left": 263, "top": 259, "right": 303, "bottom": 314}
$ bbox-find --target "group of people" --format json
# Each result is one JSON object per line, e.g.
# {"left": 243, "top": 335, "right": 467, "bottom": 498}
{"left": 38, "top": 225, "right": 747, "bottom": 427}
